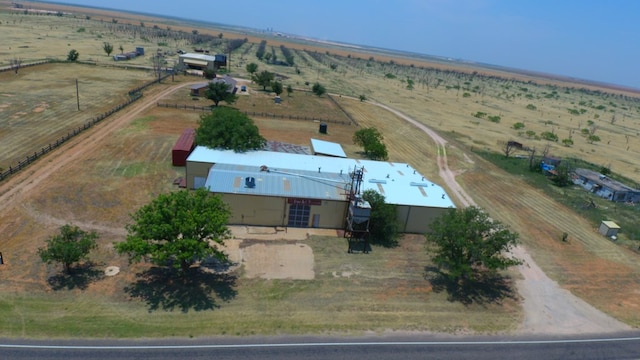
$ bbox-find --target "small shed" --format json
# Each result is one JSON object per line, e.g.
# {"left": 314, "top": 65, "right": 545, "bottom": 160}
{"left": 598, "top": 221, "right": 620, "bottom": 238}
{"left": 310, "top": 138, "right": 347, "bottom": 158}
{"left": 190, "top": 82, "right": 209, "bottom": 97}
{"left": 172, "top": 129, "right": 196, "bottom": 166}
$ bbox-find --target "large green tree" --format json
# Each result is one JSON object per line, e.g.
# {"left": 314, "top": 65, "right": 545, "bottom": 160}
{"left": 115, "top": 188, "right": 231, "bottom": 273}
{"left": 426, "top": 206, "right": 522, "bottom": 284}
{"left": 196, "top": 107, "right": 266, "bottom": 152}
{"left": 362, "top": 190, "right": 400, "bottom": 247}
{"left": 353, "top": 127, "right": 388, "bottom": 160}
{"left": 38, "top": 224, "right": 98, "bottom": 274}
{"left": 205, "top": 81, "right": 237, "bottom": 107}
{"left": 253, "top": 70, "right": 274, "bottom": 91}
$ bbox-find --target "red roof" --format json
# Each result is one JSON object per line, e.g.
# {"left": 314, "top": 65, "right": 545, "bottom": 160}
{"left": 173, "top": 129, "right": 196, "bottom": 152}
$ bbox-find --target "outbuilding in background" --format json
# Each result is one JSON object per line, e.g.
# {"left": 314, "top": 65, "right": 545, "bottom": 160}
{"left": 598, "top": 220, "right": 620, "bottom": 238}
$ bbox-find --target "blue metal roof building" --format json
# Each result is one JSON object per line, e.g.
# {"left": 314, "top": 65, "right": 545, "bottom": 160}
{"left": 186, "top": 146, "right": 455, "bottom": 232}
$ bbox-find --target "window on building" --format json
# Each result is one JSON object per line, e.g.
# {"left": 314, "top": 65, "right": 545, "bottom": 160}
{"left": 288, "top": 204, "right": 310, "bottom": 227}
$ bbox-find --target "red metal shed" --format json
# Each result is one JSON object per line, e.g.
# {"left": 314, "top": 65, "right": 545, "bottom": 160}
{"left": 172, "top": 128, "right": 196, "bottom": 166}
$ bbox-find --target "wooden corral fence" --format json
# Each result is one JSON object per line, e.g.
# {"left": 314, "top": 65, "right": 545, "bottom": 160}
{"left": 156, "top": 102, "right": 354, "bottom": 126}
{"left": 0, "top": 59, "right": 51, "bottom": 73}
{"left": 0, "top": 92, "right": 143, "bottom": 182}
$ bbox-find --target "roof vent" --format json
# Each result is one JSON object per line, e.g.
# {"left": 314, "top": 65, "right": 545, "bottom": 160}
{"left": 245, "top": 176, "right": 256, "bottom": 188}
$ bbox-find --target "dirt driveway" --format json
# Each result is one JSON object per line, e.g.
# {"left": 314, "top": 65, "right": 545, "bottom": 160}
{"left": 369, "top": 99, "right": 632, "bottom": 335}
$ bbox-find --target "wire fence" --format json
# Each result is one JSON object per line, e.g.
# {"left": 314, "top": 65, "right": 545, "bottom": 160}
{"left": 327, "top": 94, "right": 359, "bottom": 126}
{"left": 156, "top": 103, "right": 354, "bottom": 125}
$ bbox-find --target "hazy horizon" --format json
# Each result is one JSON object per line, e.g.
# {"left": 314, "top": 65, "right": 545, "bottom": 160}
{"left": 42, "top": 0, "right": 640, "bottom": 89}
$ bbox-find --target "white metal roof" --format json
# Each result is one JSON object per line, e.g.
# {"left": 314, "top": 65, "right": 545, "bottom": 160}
{"left": 180, "top": 53, "right": 217, "bottom": 62}
{"left": 188, "top": 146, "right": 455, "bottom": 208}
{"left": 310, "top": 138, "right": 347, "bottom": 158}
{"left": 601, "top": 221, "right": 620, "bottom": 229}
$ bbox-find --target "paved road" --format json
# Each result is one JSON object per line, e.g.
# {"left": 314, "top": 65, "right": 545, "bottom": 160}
{"left": 2, "top": 334, "right": 640, "bottom": 359}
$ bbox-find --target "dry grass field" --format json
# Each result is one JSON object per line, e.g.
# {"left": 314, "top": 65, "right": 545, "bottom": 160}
{"left": 1, "top": 0, "right": 640, "bottom": 338}
{"left": 0, "top": 63, "right": 155, "bottom": 169}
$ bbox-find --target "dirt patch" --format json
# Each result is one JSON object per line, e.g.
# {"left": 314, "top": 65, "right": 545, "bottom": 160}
{"left": 242, "top": 242, "right": 314, "bottom": 280}
{"left": 32, "top": 102, "right": 48, "bottom": 113}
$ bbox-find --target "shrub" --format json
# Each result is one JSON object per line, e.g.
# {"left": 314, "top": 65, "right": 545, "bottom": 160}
{"left": 587, "top": 135, "right": 601, "bottom": 144}
{"left": 526, "top": 104, "right": 537, "bottom": 110}
{"left": 513, "top": 122, "right": 525, "bottom": 130}
{"left": 541, "top": 131, "right": 558, "bottom": 142}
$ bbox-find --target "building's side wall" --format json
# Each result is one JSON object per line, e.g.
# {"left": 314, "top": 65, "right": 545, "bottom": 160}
{"left": 220, "top": 195, "right": 347, "bottom": 228}
{"left": 304, "top": 200, "right": 348, "bottom": 228}
{"left": 222, "top": 194, "right": 286, "bottom": 226}
{"left": 397, "top": 205, "right": 450, "bottom": 234}
{"left": 186, "top": 161, "right": 212, "bottom": 189}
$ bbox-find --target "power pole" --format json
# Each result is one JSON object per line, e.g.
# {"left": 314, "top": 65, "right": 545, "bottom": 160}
{"left": 76, "top": 78, "right": 80, "bottom": 111}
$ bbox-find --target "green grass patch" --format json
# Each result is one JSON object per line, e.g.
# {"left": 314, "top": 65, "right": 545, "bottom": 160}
{"left": 474, "top": 149, "right": 640, "bottom": 242}
{"left": 128, "top": 116, "right": 156, "bottom": 131}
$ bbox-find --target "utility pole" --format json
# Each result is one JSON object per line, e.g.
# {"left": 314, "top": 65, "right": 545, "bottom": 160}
{"left": 76, "top": 78, "right": 80, "bottom": 111}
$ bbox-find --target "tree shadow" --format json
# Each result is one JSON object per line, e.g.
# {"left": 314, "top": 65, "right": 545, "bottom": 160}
{"left": 47, "top": 262, "right": 104, "bottom": 291}
{"left": 124, "top": 267, "right": 237, "bottom": 313}
{"left": 424, "top": 266, "right": 518, "bottom": 306}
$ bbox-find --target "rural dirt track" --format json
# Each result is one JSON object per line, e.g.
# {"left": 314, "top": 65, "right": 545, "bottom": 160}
{"left": 369, "top": 99, "right": 632, "bottom": 334}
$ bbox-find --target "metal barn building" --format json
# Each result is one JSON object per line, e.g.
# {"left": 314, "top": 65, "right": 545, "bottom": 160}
{"left": 179, "top": 53, "right": 228, "bottom": 71}
{"left": 185, "top": 146, "right": 455, "bottom": 233}
{"left": 178, "top": 53, "right": 217, "bottom": 71}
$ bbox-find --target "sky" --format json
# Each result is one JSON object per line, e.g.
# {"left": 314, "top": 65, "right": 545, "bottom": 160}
{"left": 49, "top": 0, "right": 640, "bottom": 89}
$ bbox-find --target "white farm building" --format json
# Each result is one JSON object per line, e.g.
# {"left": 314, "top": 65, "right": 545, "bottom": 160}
{"left": 185, "top": 145, "right": 455, "bottom": 233}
